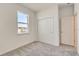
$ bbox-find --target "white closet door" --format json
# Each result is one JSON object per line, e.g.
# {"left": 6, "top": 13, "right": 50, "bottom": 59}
{"left": 38, "top": 17, "right": 53, "bottom": 44}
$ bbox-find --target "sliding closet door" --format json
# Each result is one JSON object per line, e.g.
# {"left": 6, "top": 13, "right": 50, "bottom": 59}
{"left": 38, "top": 17, "right": 53, "bottom": 44}
{"left": 61, "top": 16, "right": 75, "bottom": 46}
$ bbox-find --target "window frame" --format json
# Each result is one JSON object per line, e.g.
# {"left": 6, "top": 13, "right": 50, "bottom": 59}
{"left": 17, "top": 11, "right": 29, "bottom": 34}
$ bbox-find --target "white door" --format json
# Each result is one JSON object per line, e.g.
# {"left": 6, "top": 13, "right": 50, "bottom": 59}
{"left": 61, "top": 16, "right": 75, "bottom": 46}
{"left": 38, "top": 17, "right": 53, "bottom": 44}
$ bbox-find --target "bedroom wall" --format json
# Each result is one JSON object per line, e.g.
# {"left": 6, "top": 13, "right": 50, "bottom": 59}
{"left": 59, "top": 5, "right": 74, "bottom": 18}
{"left": 0, "top": 4, "right": 37, "bottom": 55}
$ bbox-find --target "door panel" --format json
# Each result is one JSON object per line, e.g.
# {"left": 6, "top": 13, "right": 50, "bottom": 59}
{"left": 61, "top": 16, "right": 75, "bottom": 46}
{"left": 38, "top": 17, "right": 53, "bottom": 44}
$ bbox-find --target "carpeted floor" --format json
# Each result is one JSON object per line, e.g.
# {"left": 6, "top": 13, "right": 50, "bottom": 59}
{"left": 2, "top": 41, "right": 78, "bottom": 56}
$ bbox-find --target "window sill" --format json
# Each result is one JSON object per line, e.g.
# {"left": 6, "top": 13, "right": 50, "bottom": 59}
{"left": 17, "top": 32, "right": 29, "bottom": 35}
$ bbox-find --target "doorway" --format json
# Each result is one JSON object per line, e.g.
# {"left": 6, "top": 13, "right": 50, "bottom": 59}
{"left": 59, "top": 4, "right": 76, "bottom": 47}
{"left": 60, "top": 16, "right": 75, "bottom": 46}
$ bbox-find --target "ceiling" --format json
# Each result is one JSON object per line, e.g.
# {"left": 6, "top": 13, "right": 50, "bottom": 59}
{"left": 21, "top": 3, "right": 56, "bottom": 12}
{"left": 21, "top": 3, "right": 74, "bottom": 12}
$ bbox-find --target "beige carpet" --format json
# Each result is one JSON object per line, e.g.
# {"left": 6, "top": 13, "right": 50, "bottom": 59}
{"left": 2, "top": 41, "right": 78, "bottom": 56}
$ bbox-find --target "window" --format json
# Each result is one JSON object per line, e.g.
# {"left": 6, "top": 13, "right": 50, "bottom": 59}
{"left": 17, "top": 11, "right": 29, "bottom": 34}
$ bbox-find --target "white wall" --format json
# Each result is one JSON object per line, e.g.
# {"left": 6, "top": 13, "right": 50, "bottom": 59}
{"left": 59, "top": 5, "right": 74, "bottom": 18}
{"left": 0, "top": 4, "right": 37, "bottom": 55}
{"left": 74, "top": 4, "right": 77, "bottom": 15}
{"left": 37, "top": 4, "right": 59, "bottom": 46}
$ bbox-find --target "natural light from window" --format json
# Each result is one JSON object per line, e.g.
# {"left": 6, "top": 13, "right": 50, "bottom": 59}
{"left": 17, "top": 11, "right": 29, "bottom": 34}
